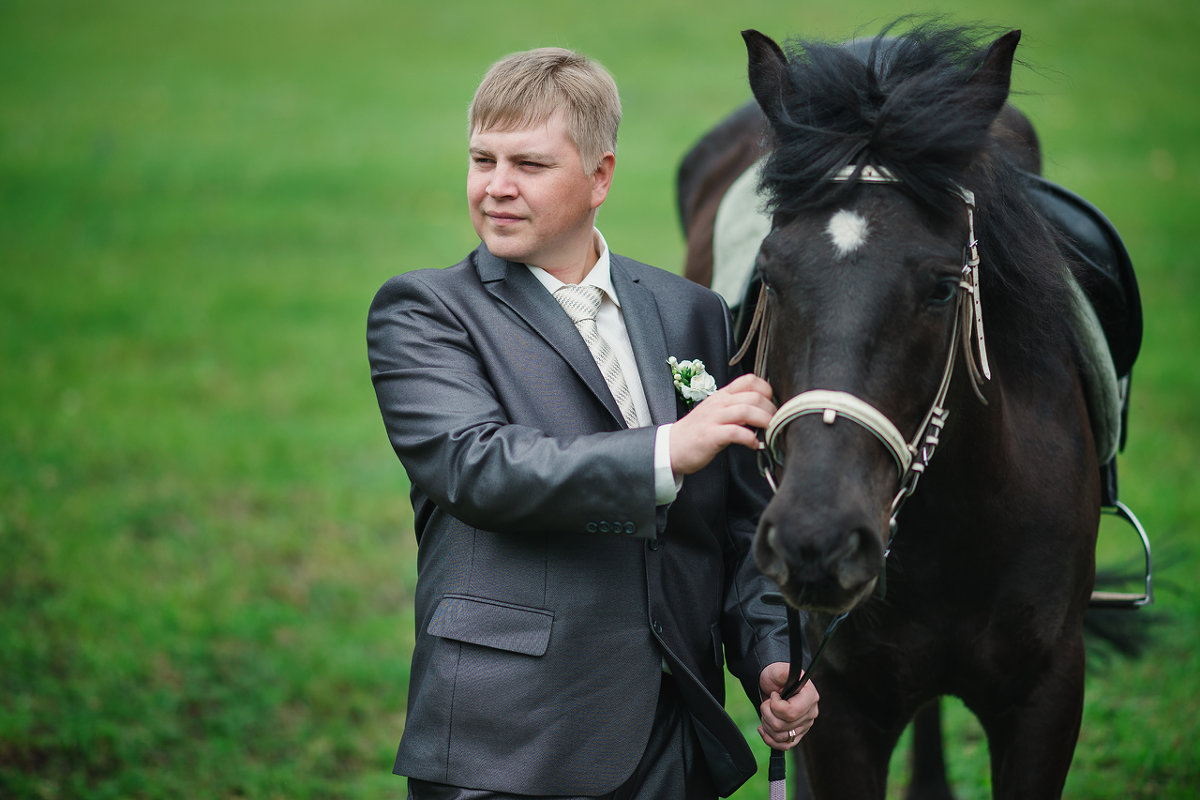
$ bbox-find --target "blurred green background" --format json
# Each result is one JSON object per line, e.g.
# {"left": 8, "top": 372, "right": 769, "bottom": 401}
{"left": 2, "top": 0, "right": 1196, "bottom": 797}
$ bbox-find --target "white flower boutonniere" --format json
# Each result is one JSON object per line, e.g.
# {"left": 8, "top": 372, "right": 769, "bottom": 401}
{"left": 668, "top": 356, "right": 717, "bottom": 406}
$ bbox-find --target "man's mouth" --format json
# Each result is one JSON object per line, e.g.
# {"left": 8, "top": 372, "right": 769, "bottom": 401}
{"left": 486, "top": 211, "right": 524, "bottom": 225}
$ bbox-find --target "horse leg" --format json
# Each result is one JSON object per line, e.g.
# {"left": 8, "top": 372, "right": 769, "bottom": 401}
{"left": 807, "top": 698, "right": 953, "bottom": 800}
{"left": 905, "top": 699, "right": 956, "bottom": 800}
{"left": 789, "top": 748, "right": 816, "bottom": 800}
{"left": 799, "top": 695, "right": 898, "bottom": 799}
{"left": 973, "top": 637, "right": 1087, "bottom": 800}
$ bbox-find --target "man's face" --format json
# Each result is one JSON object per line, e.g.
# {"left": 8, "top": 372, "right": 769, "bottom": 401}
{"left": 467, "top": 112, "right": 611, "bottom": 273}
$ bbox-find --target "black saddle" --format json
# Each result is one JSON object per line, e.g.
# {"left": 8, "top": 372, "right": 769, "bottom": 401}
{"left": 1023, "top": 172, "right": 1142, "bottom": 511}
{"left": 1023, "top": 171, "right": 1142, "bottom": 381}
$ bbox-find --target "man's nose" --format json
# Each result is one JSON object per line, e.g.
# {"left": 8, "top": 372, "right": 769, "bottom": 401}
{"left": 487, "top": 163, "right": 518, "bottom": 198}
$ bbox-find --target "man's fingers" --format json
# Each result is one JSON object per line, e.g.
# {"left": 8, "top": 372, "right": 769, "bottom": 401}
{"left": 668, "top": 375, "right": 777, "bottom": 475}
{"left": 697, "top": 389, "right": 776, "bottom": 427}
{"left": 723, "top": 372, "right": 773, "bottom": 397}
{"left": 758, "top": 681, "right": 820, "bottom": 751}
{"left": 760, "top": 694, "right": 798, "bottom": 730}
{"left": 757, "top": 721, "right": 809, "bottom": 751}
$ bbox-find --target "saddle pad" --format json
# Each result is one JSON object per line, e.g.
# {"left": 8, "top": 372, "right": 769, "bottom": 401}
{"left": 710, "top": 157, "right": 1121, "bottom": 462}
{"left": 712, "top": 157, "right": 769, "bottom": 309}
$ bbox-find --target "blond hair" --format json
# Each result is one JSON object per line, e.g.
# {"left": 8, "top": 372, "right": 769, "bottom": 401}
{"left": 468, "top": 47, "right": 621, "bottom": 172}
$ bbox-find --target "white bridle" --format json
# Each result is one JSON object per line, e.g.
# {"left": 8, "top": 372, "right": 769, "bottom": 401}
{"left": 738, "top": 164, "right": 993, "bottom": 523}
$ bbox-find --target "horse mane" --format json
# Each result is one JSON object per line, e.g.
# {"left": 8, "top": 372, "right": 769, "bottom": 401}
{"left": 759, "top": 18, "right": 1077, "bottom": 363}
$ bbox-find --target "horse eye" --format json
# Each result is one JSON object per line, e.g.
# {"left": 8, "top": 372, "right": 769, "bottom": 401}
{"left": 754, "top": 259, "right": 775, "bottom": 293}
{"left": 927, "top": 276, "right": 959, "bottom": 306}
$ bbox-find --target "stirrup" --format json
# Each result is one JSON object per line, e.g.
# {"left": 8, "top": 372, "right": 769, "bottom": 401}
{"left": 1089, "top": 501, "right": 1153, "bottom": 609}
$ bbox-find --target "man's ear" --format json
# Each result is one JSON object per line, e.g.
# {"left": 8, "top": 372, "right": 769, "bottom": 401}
{"left": 590, "top": 152, "right": 616, "bottom": 209}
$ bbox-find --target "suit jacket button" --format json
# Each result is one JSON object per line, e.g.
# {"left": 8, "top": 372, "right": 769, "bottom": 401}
{"left": 599, "top": 521, "right": 611, "bottom": 533}
{"left": 624, "top": 522, "right": 636, "bottom": 535}
{"left": 652, "top": 620, "right": 664, "bottom": 634}
{"left": 586, "top": 522, "right": 598, "bottom": 533}
{"left": 647, "top": 538, "right": 659, "bottom": 551}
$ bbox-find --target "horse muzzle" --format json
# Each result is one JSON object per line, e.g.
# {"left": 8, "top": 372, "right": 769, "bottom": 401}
{"left": 754, "top": 485, "right": 887, "bottom": 614}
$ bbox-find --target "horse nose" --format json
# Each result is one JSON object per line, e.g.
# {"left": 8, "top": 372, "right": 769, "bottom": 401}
{"left": 756, "top": 507, "right": 884, "bottom": 595}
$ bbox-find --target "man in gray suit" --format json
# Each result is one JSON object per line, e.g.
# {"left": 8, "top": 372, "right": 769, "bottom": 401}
{"left": 367, "top": 47, "right": 818, "bottom": 799}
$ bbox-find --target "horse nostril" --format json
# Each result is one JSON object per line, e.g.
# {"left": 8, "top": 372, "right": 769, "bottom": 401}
{"left": 822, "top": 529, "right": 861, "bottom": 571}
{"left": 756, "top": 522, "right": 790, "bottom": 585}
{"left": 825, "top": 529, "right": 883, "bottom": 590}
{"left": 766, "top": 522, "right": 781, "bottom": 552}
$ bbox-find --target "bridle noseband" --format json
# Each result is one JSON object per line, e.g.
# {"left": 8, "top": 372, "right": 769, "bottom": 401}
{"left": 735, "top": 164, "right": 993, "bottom": 528}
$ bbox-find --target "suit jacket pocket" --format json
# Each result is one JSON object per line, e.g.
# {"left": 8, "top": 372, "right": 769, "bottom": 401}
{"left": 427, "top": 593, "right": 554, "bottom": 657}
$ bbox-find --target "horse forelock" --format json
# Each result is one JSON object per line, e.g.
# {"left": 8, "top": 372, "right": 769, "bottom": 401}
{"left": 758, "top": 21, "right": 1010, "bottom": 219}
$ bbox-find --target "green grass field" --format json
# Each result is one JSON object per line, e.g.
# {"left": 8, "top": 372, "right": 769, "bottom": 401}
{"left": 2, "top": 0, "right": 1196, "bottom": 797}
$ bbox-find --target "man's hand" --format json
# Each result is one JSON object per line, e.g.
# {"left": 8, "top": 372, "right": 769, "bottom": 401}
{"left": 669, "top": 374, "right": 775, "bottom": 476}
{"left": 757, "top": 662, "right": 819, "bottom": 751}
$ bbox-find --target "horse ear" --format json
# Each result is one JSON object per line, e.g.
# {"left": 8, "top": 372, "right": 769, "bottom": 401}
{"left": 968, "top": 30, "right": 1022, "bottom": 118}
{"left": 743, "top": 29, "right": 792, "bottom": 127}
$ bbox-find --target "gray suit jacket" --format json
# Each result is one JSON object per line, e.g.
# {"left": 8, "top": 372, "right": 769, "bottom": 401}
{"left": 367, "top": 244, "right": 793, "bottom": 796}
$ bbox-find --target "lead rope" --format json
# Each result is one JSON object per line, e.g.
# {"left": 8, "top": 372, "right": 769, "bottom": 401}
{"left": 766, "top": 605, "right": 847, "bottom": 799}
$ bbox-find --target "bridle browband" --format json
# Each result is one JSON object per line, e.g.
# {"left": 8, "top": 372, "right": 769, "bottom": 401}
{"left": 734, "top": 163, "right": 993, "bottom": 526}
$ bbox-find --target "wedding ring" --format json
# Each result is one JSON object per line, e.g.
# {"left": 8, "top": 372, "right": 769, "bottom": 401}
{"left": 788, "top": 729, "right": 796, "bottom": 743}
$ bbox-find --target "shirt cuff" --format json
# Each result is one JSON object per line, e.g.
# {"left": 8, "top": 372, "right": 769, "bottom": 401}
{"left": 654, "top": 424, "right": 683, "bottom": 505}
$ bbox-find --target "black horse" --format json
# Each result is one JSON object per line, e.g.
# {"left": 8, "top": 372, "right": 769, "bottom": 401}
{"left": 677, "top": 23, "right": 1142, "bottom": 799}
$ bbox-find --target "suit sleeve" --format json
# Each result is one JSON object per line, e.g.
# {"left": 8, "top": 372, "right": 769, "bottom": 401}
{"left": 367, "top": 270, "right": 660, "bottom": 539}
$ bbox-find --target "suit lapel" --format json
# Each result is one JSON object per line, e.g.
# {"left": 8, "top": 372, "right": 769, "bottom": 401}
{"left": 476, "top": 246, "right": 628, "bottom": 426}
{"left": 612, "top": 256, "right": 678, "bottom": 425}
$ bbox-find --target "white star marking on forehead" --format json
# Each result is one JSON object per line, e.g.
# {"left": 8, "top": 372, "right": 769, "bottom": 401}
{"left": 826, "top": 209, "right": 869, "bottom": 257}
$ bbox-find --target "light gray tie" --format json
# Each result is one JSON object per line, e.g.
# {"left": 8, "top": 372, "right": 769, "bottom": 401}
{"left": 554, "top": 284, "right": 639, "bottom": 428}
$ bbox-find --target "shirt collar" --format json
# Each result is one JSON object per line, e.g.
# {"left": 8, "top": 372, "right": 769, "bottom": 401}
{"left": 526, "top": 229, "right": 620, "bottom": 307}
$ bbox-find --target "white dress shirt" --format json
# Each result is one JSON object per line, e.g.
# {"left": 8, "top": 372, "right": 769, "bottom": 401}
{"left": 527, "top": 230, "right": 680, "bottom": 505}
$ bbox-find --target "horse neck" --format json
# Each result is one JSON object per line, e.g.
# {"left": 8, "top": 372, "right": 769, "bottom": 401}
{"left": 929, "top": 336, "right": 1094, "bottom": 507}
